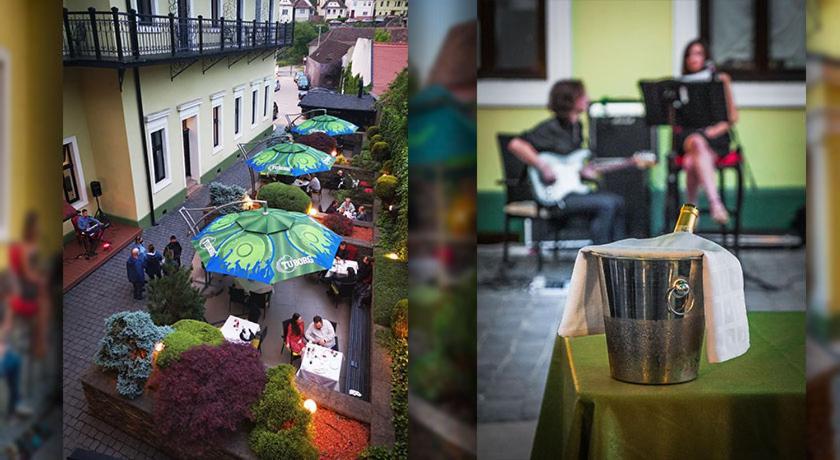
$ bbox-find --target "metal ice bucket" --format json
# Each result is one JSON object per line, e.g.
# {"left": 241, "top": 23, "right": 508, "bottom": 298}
{"left": 592, "top": 252, "right": 704, "bottom": 384}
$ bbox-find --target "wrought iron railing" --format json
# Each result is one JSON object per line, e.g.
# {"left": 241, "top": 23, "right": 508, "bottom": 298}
{"left": 63, "top": 7, "right": 294, "bottom": 65}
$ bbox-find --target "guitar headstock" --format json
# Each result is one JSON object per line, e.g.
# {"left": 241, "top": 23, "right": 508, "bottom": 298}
{"left": 632, "top": 151, "right": 658, "bottom": 169}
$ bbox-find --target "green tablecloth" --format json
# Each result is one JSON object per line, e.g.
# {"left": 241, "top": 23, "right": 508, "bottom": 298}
{"left": 531, "top": 312, "right": 805, "bottom": 460}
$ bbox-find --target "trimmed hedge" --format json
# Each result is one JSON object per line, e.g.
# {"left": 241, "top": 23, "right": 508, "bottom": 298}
{"left": 249, "top": 365, "right": 317, "bottom": 460}
{"left": 374, "top": 175, "right": 398, "bottom": 202}
{"left": 257, "top": 182, "right": 311, "bottom": 213}
{"left": 369, "top": 134, "right": 383, "bottom": 144}
{"left": 157, "top": 319, "right": 224, "bottom": 368}
{"left": 372, "top": 250, "right": 408, "bottom": 327}
{"left": 366, "top": 125, "right": 379, "bottom": 138}
{"left": 391, "top": 299, "right": 408, "bottom": 340}
{"left": 371, "top": 141, "right": 391, "bottom": 162}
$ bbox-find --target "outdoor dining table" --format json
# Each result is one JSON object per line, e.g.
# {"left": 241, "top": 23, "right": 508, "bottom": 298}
{"left": 325, "top": 258, "right": 359, "bottom": 278}
{"left": 530, "top": 311, "right": 805, "bottom": 459}
{"left": 297, "top": 342, "right": 343, "bottom": 391}
{"left": 219, "top": 315, "right": 261, "bottom": 345}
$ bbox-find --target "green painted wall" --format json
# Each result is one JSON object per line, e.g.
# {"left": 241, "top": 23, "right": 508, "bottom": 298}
{"left": 477, "top": 0, "right": 805, "bottom": 235}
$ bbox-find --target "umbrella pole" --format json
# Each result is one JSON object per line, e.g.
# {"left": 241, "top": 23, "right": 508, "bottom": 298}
{"left": 239, "top": 143, "right": 257, "bottom": 195}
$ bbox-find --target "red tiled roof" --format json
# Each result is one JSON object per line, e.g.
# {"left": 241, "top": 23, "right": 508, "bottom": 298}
{"left": 372, "top": 42, "right": 407, "bottom": 96}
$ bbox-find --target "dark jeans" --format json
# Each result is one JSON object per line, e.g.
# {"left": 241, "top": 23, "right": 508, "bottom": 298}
{"left": 132, "top": 281, "right": 145, "bottom": 300}
{"left": 0, "top": 350, "right": 20, "bottom": 415}
{"left": 146, "top": 269, "right": 162, "bottom": 280}
{"left": 562, "top": 191, "right": 626, "bottom": 244}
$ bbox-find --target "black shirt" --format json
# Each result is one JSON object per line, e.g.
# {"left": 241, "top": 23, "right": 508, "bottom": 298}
{"left": 520, "top": 117, "right": 583, "bottom": 156}
{"left": 165, "top": 241, "right": 182, "bottom": 260}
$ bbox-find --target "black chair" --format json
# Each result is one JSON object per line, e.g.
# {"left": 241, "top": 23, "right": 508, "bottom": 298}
{"left": 329, "top": 320, "right": 339, "bottom": 351}
{"left": 253, "top": 325, "right": 268, "bottom": 354}
{"left": 497, "top": 134, "right": 569, "bottom": 271}
{"left": 247, "top": 291, "right": 272, "bottom": 321}
{"left": 229, "top": 286, "right": 248, "bottom": 315}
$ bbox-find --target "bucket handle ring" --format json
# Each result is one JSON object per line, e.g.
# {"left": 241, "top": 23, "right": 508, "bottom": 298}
{"left": 666, "top": 278, "right": 693, "bottom": 316}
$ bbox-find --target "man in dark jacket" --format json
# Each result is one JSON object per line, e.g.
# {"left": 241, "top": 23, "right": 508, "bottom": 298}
{"left": 165, "top": 235, "right": 183, "bottom": 267}
{"left": 126, "top": 248, "right": 146, "bottom": 300}
{"left": 144, "top": 244, "right": 164, "bottom": 280}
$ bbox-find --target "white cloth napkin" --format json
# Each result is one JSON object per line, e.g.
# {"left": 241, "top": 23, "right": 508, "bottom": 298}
{"left": 558, "top": 232, "right": 750, "bottom": 363}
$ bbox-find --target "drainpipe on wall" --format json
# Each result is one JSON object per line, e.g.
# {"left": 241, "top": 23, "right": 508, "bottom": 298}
{"left": 133, "top": 66, "right": 157, "bottom": 226}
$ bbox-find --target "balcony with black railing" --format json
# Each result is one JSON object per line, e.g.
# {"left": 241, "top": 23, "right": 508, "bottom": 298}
{"left": 63, "top": 7, "right": 294, "bottom": 67}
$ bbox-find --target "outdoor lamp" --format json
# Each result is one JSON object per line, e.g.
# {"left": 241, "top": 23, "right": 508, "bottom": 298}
{"left": 303, "top": 399, "right": 317, "bottom": 414}
{"left": 385, "top": 252, "right": 400, "bottom": 261}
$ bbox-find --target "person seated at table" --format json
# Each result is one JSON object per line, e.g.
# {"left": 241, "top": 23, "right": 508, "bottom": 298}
{"left": 143, "top": 244, "right": 164, "bottom": 280}
{"left": 286, "top": 313, "right": 306, "bottom": 356}
{"left": 337, "top": 197, "right": 356, "bottom": 218}
{"left": 306, "top": 174, "right": 321, "bottom": 196}
{"left": 356, "top": 206, "right": 370, "bottom": 222}
{"left": 324, "top": 199, "right": 339, "bottom": 214}
{"left": 305, "top": 315, "right": 337, "bottom": 351}
{"left": 336, "top": 241, "right": 356, "bottom": 261}
{"left": 357, "top": 255, "right": 373, "bottom": 284}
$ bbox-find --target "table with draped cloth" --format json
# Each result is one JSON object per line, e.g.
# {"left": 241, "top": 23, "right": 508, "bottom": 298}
{"left": 530, "top": 311, "right": 805, "bottom": 460}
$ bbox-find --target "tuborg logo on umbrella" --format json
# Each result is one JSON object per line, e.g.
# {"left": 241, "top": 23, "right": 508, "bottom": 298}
{"left": 276, "top": 255, "right": 315, "bottom": 273}
{"left": 199, "top": 236, "right": 217, "bottom": 257}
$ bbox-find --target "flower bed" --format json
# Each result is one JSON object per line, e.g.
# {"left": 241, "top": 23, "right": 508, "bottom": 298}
{"left": 312, "top": 408, "right": 370, "bottom": 460}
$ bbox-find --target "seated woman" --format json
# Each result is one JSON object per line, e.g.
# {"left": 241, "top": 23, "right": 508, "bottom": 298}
{"left": 675, "top": 39, "right": 739, "bottom": 225}
{"left": 285, "top": 313, "right": 306, "bottom": 356}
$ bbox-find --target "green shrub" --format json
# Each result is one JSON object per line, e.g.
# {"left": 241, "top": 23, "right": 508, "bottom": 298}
{"left": 146, "top": 267, "right": 206, "bottom": 326}
{"left": 391, "top": 299, "right": 408, "bottom": 339}
{"left": 94, "top": 311, "right": 173, "bottom": 399}
{"left": 359, "top": 446, "right": 394, "bottom": 459}
{"left": 366, "top": 125, "right": 379, "bottom": 138}
{"left": 350, "top": 149, "right": 380, "bottom": 172}
{"left": 369, "top": 134, "right": 383, "bottom": 144}
{"left": 209, "top": 182, "right": 247, "bottom": 214}
{"left": 322, "top": 213, "right": 354, "bottom": 236}
{"left": 374, "top": 175, "right": 398, "bottom": 202}
{"left": 257, "top": 182, "right": 311, "bottom": 213}
{"left": 372, "top": 250, "right": 408, "bottom": 327}
{"left": 157, "top": 319, "right": 224, "bottom": 368}
{"left": 249, "top": 365, "right": 317, "bottom": 460}
{"left": 380, "top": 160, "right": 393, "bottom": 175}
{"left": 371, "top": 141, "right": 391, "bottom": 162}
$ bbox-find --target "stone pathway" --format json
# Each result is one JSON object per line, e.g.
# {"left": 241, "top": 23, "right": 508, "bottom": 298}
{"left": 62, "top": 160, "right": 252, "bottom": 459}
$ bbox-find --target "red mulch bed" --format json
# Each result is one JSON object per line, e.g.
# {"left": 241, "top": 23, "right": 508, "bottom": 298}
{"left": 351, "top": 225, "right": 373, "bottom": 241}
{"left": 312, "top": 408, "right": 370, "bottom": 459}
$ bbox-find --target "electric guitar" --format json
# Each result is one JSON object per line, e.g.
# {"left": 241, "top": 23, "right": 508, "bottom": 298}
{"left": 528, "top": 149, "right": 657, "bottom": 206}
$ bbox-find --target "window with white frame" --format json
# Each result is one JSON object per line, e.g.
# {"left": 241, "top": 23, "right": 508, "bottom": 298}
{"left": 234, "top": 85, "right": 244, "bottom": 139}
{"left": 134, "top": 0, "right": 155, "bottom": 25}
{"left": 211, "top": 92, "right": 225, "bottom": 153}
{"left": 145, "top": 111, "right": 171, "bottom": 193}
{"left": 263, "top": 82, "right": 270, "bottom": 120}
{"left": 251, "top": 87, "right": 259, "bottom": 127}
{"left": 62, "top": 137, "right": 88, "bottom": 208}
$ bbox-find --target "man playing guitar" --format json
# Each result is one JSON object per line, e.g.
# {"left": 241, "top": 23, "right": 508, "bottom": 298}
{"left": 76, "top": 208, "right": 103, "bottom": 257}
{"left": 507, "top": 80, "right": 651, "bottom": 245}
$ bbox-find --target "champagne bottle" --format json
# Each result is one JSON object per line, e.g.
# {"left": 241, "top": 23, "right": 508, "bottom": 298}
{"left": 673, "top": 203, "right": 699, "bottom": 233}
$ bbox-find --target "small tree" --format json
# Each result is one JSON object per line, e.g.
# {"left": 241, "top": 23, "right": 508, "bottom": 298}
{"left": 94, "top": 311, "right": 172, "bottom": 399}
{"left": 152, "top": 342, "right": 267, "bottom": 457}
{"left": 146, "top": 267, "right": 206, "bottom": 326}
{"left": 257, "top": 182, "right": 311, "bottom": 213}
{"left": 374, "top": 28, "right": 391, "bottom": 42}
{"left": 209, "top": 182, "right": 247, "bottom": 214}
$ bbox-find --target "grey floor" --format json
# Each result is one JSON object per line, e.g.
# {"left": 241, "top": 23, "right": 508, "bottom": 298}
{"left": 476, "top": 243, "right": 806, "bottom": 460}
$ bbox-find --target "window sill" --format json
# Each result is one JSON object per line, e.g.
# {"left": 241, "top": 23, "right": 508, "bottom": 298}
{"left": 212, "top": 144, "right": 224, "bottom": 155}
{"left": 730, "top": 81, "right": 804, "bottom": 109}
{"left": 151, "top": 178, "right": 172, "bottom": 195}
{"left": 71, "top": 199, "right": 90, "bottom": 211}
{"left": 234, "top": 131, "right": 243, "bottom": 141}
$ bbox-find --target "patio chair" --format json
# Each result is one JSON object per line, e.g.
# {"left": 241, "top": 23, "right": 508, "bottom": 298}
{"left": 330, "top": 320, "right": 339, "bottom": 351}
{"left": 251, "top": 325, "right": 268, "bottom": 354}
{"left": 247, "top": 291, "right": 272, "bottom": 322}
{"left": 228, "top": 286, "right": 249, "bottom": 315}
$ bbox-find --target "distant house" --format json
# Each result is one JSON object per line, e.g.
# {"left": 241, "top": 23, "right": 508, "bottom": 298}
{"left": 278, "top": 0, "right": 295, "bottom": 22}
{"left": 374, "top": 0, "right": 408, "bottom": 17}
{"left": 308, "top": 27, "right": 373, "bottom": 57}
{"left": 371, "top": 42, "right": 408, "bottom": 96}
{"left": 306, "top": 40, "right": 355, "bottom": 89}
{"left": 294, "top": 0, "right": 315, "bottom": 22}
{"left": 299, "top": 90, "right": 377, "bottom": 128}
{"left": 346, "top": 0, "right": 375, "bottom": 19}
{"left": 348, "top": 38, "right": 373, "bottom": 86}
{"left": 319, "top": 0, "right": 347, "bottom": 19}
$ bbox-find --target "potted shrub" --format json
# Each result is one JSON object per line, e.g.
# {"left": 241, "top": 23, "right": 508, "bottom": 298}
{"left": 94, "top": 311, "right": 173, "bottom": 399}
{"left": 374, "top": 174, "right": 398, "bottom": 202}
{"left": 257, "top": 182, "right": 311, "bottom": 213}
{"left": 371, "top": 141, "right": 391, "bottom": 162}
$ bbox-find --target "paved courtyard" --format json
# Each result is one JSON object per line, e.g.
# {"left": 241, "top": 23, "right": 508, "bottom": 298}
{"left": 476, "top": 243, "right": 806, "bottom": 459}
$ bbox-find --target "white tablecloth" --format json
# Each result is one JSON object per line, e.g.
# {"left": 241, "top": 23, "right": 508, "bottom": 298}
{"left": 297, "top": 342, "right": 343, "bottom": 391}
{"left": 220, "top": 315, "right": 261, "bottom": 344}
{"left": 325, "top": 259, "right": 359, "bottom": 278}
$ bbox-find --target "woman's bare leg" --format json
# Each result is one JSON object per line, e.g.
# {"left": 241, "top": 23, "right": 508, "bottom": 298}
{"left": 683, "top": 134, "right": 729, "bottom": 224}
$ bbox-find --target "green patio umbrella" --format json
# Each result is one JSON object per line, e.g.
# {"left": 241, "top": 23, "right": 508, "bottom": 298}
{"left": 192, "top": 208, "right": 342, "bottom": 284}
{"left": 247, "top": 141, "right": 336, "bottom": 176}
{"left": 291, "top": 114, "right": 359, "bottom": 136}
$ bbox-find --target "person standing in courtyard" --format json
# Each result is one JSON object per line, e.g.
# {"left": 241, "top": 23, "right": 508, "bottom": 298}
{"left": 165, "top": 235, "right": 182, "bottom": 268}
{"left": 144, "top": 244, "right": 163, "bottom": 280}
{"left": 126, "top": 248, "right": 146, "bottom": 300}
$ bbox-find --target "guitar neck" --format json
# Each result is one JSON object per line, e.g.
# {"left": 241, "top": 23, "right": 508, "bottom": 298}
{"left": 589, "top": 158, "right": 638, "bottom": 174}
